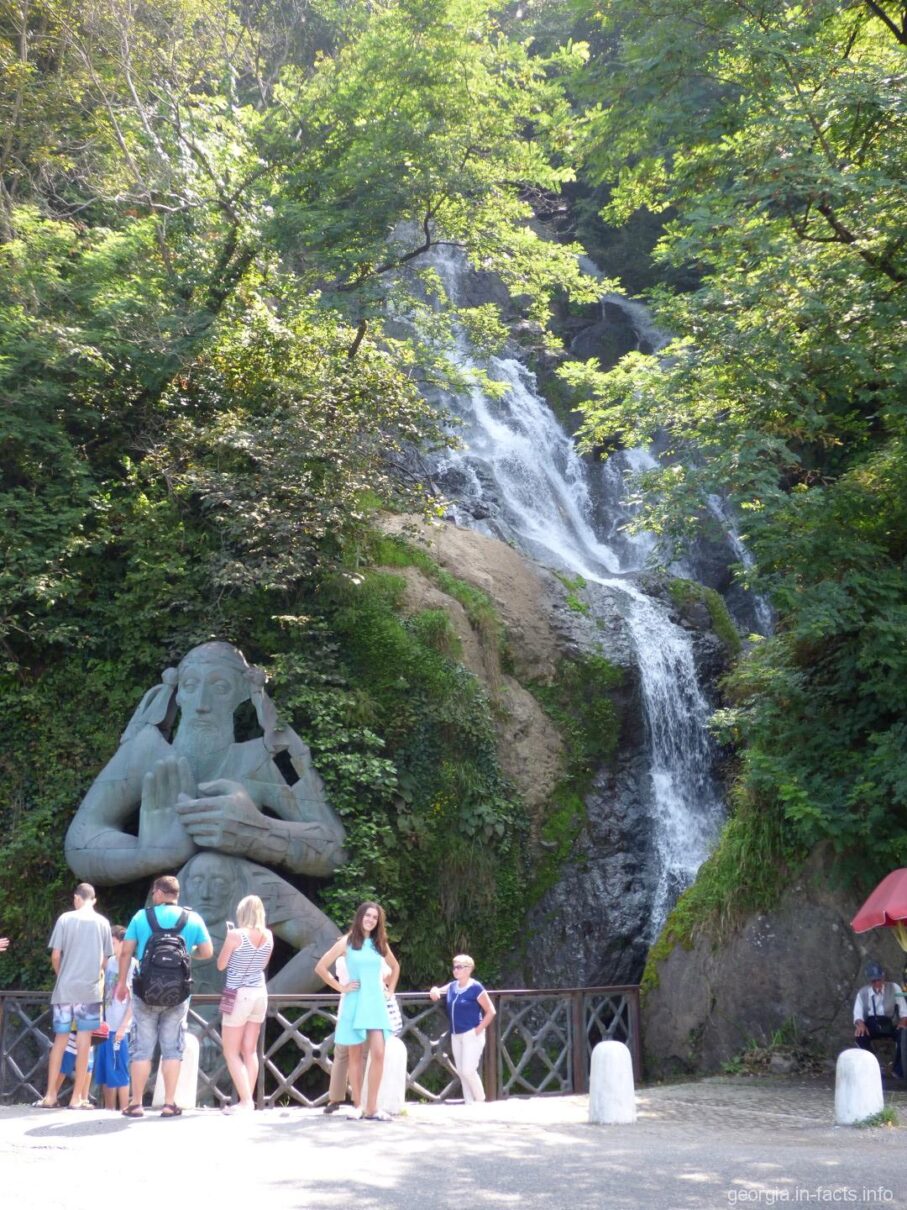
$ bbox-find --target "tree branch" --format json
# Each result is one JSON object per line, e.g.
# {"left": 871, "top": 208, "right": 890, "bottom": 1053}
{"left": 861, "top": 0, "right": 907, "bottom": 45}
{"left": 347, "top": 318, "right": 368, "bottom": 359}
{"left": 814, "top": 201, "right": 905, "bottom": 283}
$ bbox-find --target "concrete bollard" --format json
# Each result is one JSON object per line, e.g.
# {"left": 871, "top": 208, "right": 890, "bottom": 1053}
{"left": 589, "top": 1040, "right": 636, "bottom": 1125}
{"left": 362, "top": 1035, "right": 407, "bottom": 1115}
{"left": 835, "top": 1047, "right": 883, "bottom": 1125}
{"left": 151, "top": 1031, "right": 199, "bottom": 1109}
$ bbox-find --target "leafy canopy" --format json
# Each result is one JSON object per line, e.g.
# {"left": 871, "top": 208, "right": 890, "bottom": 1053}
{"left": 565, "top": 0, "right": 907, "bottom": 886}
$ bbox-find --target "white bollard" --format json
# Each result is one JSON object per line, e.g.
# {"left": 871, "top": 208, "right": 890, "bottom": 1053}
{"left": 835, "top": 1047, "right": 884, "bottom": 1125}
{"left": 151, "top": 1031, "right": 199, "bottom": 1109}
{"left": 589, "top": 1039, "right": 636, "bottom": 1125}
{"left": 362, "top": 1035, "right": 407, "bottom": 1115}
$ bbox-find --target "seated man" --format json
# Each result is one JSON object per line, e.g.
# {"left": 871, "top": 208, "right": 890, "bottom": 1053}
{"left": 853, "top": 961, "right": 907, "bottom": 1078}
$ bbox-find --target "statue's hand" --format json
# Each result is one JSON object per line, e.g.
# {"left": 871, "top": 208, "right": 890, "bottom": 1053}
{"left": 138, "top": 757, "right": 197, "bottom": 863}
{"left": 175, "top": 779, "right": 269, "bottom": 856}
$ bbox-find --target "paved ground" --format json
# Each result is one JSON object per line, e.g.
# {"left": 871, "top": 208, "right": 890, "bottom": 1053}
{"left": 3, "top": 1077, "right": 906, "bottom": 1210}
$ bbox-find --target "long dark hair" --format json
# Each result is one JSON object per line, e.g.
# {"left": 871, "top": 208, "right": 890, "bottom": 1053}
{"left": 348, "top": 901, "right": 388, "bottom": 955}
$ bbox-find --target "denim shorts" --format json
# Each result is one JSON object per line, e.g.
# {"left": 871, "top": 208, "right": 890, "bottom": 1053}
{"left": 52, "top": 1002, "right": 102, "bottom": 1034}
{"left": 131, "top": 996, "right": 189, "bottom": 1062}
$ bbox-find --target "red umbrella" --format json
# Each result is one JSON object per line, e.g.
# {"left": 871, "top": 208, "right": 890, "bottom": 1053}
{"left": 852, "top": 869, "right": 907, "bottom": 950}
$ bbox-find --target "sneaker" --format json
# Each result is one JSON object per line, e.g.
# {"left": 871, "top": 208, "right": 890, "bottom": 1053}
{"left": 323, "top": 1102, "right": 342, "bottom": 1115}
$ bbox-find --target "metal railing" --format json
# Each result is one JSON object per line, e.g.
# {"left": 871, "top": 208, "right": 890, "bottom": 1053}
{"left": 0, "top": 985, "right": 639, "bottom": 1107}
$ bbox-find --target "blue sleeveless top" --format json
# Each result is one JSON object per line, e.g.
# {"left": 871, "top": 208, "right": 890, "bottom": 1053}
{"left": 447, "top": 979, "right": 485, "bottom": 1034}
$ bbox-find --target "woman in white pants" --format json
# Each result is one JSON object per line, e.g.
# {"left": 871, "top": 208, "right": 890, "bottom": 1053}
{"left": 429, "top": 954, "right": 495, "bottom": 1103}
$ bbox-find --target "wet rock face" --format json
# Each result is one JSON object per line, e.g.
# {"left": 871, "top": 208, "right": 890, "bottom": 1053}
{"left": 519, "top": 755, "right": 656, "bottom": 989}
{"left": 508, "top": 579, "right": 666, "bottom": 990}
{"left": 637, "top": 572, "right": 731, "bottom": 694}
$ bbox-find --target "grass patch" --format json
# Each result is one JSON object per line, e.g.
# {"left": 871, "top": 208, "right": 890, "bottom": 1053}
{"left": 669, "top": 578, "right": 743, "bottom": 657}
{"left": 719, "top": 1017, "right": 825, "bottom": 1077}
{"left": 856, "top": 1106, "right": 898, "bottom": 1128}
{"left": 554, "top": 571, "right": 591, "bottom": 615}
{"left": 526, "top": 651, "right": 623, "bottom": 897}
{"left": 370, "top": 531, "right": 504, "bottom": 655}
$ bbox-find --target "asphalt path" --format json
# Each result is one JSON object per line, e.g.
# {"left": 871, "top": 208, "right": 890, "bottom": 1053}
{"left": 2, "top": 1077, "right": 905, "bottom": 1210}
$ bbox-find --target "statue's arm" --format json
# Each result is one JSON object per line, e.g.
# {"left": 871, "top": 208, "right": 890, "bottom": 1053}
{"left": 266, "top": 913, "right": 342, "bottom": 995}
{"left": 248, "top": 807, "right": 347, "bottom": 878}
{"left": 245, "top": 731, "right": 347, "bottom": 876}
{"left": 180, "top": 776, "right": 347, "bottom": 877}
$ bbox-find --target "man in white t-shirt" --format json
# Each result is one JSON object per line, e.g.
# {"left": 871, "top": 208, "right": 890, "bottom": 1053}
{"left": 35, "top": 884, "right": 113, "bottom": 1109}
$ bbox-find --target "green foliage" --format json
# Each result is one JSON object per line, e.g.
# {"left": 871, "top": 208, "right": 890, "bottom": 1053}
{"left": 857, "top": 1107, "right": 899, "bottom": 1129}
{"left": 719, "top": 1017, "right": 824, "bottom": 1078}
{"left": 554, "top": 572, "right": 591, "bottom": 615}
{"left": 0, "top": 658, "right": 171, "bottom": 988}
{"left": 1, "top": 0, "right": 611, "bottom": 997}
{"left": 268, "top": 0, "right": 598, "bottom": 326}
{"left": 0, "top": 0, "right": 619, "bottom": 1001}
{"left": 526, "top": 652, "right": 623, "bottom": 895}
{"left": 668, "top": 579, "right": 742, "bottom": 657}
{"left": 0, "top": 559, "right": 527, "bottom": 991}
{"left": 569, "top": 0, "right": 907, "bottom": 894}
{"left": 269, "top": 574, "right": 526, "bottom": 983}
{"left": 369, "top": 531, "right": 505, "bottom": 657}
{"left": 641, "top": 785, "right": 799, "bottom": 997}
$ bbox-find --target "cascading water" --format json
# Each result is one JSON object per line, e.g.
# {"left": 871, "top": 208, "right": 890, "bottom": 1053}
{"left": 707, "top": 495, "right": 775, "bottom": 636}
{"left": 426, "top": 247, "right": 725, "bottom": 944}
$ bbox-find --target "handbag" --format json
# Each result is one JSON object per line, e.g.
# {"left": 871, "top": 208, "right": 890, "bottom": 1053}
{"left": 385, "top": 993, "right": 403, "bottom": 1036}
{"left": 90, "top": 1020, "right": 110, "bottom": 1046}
{"left": 219, "top": 928, "right": 262, "bottom": 1017}
{"left": 91, "top": 988, "right": 110, "bottom": 1045}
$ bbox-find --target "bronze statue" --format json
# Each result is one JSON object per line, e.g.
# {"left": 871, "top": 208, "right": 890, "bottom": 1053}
{"left": 66, "top": 642, "right": 344, "bottom": 991}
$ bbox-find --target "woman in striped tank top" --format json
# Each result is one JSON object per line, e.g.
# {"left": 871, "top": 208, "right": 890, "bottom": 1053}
{"left": 216, "top": 894, "right": 273, "bottom": 1113}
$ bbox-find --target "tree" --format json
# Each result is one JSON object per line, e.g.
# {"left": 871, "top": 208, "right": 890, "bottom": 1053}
{"left": 265, "top": 0, "right": 596, "bottom": 330}
{"left": 564, "top": 0, "right": 907, "bottom": 883}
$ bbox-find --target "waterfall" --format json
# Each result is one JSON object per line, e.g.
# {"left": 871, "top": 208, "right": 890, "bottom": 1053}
{"left": 707, "top": 495, "right": 775, "bottom": 636}
{"left": 426, "top": 248, "right": 725, "bottom": 939}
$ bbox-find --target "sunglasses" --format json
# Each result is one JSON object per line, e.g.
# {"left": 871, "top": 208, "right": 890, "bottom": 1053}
{"left": 452, "top": 963, "right": 469, "bottom": 969}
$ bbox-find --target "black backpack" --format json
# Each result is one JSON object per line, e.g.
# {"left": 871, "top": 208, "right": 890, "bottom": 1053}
{"left": 133, "top": 907, "right": 193, "bottom": 1007}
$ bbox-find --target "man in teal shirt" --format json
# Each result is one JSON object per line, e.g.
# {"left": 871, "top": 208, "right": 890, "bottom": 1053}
{"left": 116, "top": 874, "right": 212, "bottom": 1117}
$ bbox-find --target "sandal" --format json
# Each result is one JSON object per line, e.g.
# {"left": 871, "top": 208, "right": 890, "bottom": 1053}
{"left": 363, "top": 1109, "right": 392, "bottom": 1121}
{"left": 32, "top": 1099, "right": 59, "bottom": 1110}
{"left": 160, "top": 1103, "right": 182, "bottom": 1118}
{"left": 122, "top": 1103, "right": 144, "bottom": 1118}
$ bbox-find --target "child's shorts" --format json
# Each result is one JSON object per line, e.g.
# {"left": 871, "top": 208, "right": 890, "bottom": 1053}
{"left": 60, "top": 1043, "right": 95, "bottom": 1077}
{"left": 92, "top": 1036, "right": 130, "bottom": 1087}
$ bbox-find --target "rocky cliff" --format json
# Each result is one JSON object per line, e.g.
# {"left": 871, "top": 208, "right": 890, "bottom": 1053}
{"left": 642, "top": 847, "right": 906, "bottom": 1076}
{"left": 380, "top": 515, "right": 734, "bottom": 992}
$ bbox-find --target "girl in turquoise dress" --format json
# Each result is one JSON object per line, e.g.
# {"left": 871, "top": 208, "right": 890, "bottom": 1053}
{"left": 315, "top": 901, "right": 400, "bottom": 1120}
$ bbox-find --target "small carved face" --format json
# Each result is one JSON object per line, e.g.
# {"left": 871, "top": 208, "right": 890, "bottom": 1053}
{"left": 184, "top": 853, "right": 240, "bottom": 925}
{"left": 177, "top": 660, "right": 245, "bottom": 730}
